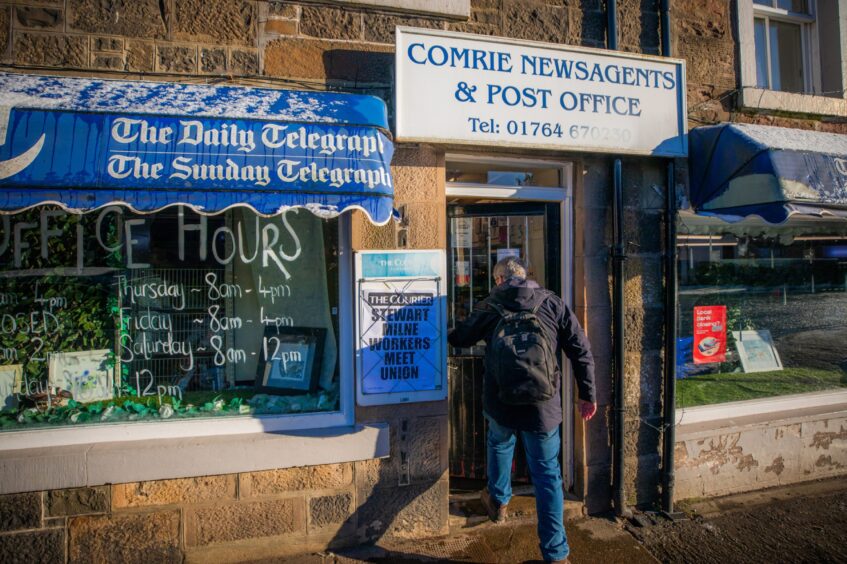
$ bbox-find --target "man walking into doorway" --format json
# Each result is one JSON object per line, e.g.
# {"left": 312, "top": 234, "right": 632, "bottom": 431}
{"left": 448, "top": 256, "right": 596, "bottom": 564}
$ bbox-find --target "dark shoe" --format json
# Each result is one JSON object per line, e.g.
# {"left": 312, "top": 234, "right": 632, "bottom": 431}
{"left": 545, "top": 559, "right": 570, "bottom": 564}
{"left": 480, "top": 487, "right": 507, "bottom": 523}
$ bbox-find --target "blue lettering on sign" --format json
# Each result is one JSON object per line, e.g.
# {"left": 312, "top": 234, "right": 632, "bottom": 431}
{"left": 406, "top": 42, "right": 677, "bottom": 91}
{"left": 407, "top": 42, "right": 513, "bottom": 73}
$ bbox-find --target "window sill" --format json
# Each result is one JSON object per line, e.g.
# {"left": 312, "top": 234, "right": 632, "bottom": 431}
{"left": 0, "top": 423, "right": 389, "bottom": 495}
{"left": 740, "top": 87, "right": 847, "bottom": 118}
{"left": 677, "top": 389, "right": 847, "bottom": 432}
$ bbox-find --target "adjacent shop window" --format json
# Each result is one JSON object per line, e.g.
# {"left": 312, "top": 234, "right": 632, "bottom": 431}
{"left": 0, "top": 206, "right": 341, "bottom": 430}
{"left": 675, "top": 213, "right": 847, "bottom": 408}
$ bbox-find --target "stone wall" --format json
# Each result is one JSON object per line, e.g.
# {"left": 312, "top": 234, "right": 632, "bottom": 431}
{"left": 573, "top": 155, "right": 670, "bottom": 513}
{"left": 573, "top": 155, "right": 614, "bottom": 514}
{"left": 674, "top": 412, "right": 847, "bottom": 501}
{"left": 0, "top": 463, "right": 447, "bottom": 564}
{"left": 0, "top": 2, "right": 700, "bottom": 560}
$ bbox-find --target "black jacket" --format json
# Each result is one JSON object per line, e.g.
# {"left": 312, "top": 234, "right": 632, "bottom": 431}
{"left": 447, "top": 278, "right": 595, "bottom": 433}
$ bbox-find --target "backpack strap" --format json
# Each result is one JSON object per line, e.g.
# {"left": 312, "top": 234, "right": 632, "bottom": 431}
{"left": 488, "top": 302, "right": 508, "bottom": 318}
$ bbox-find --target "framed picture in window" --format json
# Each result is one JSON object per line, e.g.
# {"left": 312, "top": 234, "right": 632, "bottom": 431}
{"left": 732, "top": 330, "right": 783, "bottom": 373}
{"left": 256, "top": 327, "right": 325, "bottom": 395}
{"left": 48, "top": 350, "right": 114, "bottom": 402}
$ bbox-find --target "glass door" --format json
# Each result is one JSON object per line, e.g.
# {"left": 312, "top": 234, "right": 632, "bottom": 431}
{"left": 447, "top": 202, "right": 561, "bottom": 483}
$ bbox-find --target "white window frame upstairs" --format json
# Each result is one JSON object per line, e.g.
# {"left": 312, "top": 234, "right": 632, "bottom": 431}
{"left": 752, "top": 1, "right": 818, "bottom": 94}
{"left": 738, "top": 0, "right": 847, "bottom": 117}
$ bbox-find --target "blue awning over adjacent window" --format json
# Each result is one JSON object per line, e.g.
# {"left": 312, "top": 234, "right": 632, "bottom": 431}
{"left": 689, "top": 123, "right": 847, "bottom": 223}
{"left": 0, "top": 73, "right": 395, "bottom": 224}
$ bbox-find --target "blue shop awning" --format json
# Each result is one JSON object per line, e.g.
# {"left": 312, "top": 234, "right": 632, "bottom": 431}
{"left": 689, "top": 123, "right": 847, "bottom": 223}
{"left": 0, "top": 73, "right": 395, "bottom": 224}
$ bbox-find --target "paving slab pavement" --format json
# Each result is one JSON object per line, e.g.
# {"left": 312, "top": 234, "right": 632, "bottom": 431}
{"left": 627, "top": 478, "right": 847, "bottom": 564}
{"left": 265, "top": 498, "right": 657, "bottom": 564}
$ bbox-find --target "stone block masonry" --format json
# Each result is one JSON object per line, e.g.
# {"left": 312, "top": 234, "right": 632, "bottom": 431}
{"left": 0, "top": 455, "right": 446, "bottom": 561}
{"left": 675, "top": 412, "right": 847, "bottom": 501}
{"left": 0, "top": 2, "right": 772, "bottom": 561}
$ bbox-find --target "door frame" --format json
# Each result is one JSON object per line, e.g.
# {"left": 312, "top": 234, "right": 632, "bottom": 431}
{"left": 445, "top": 153, "right": 575, "bottom": 489}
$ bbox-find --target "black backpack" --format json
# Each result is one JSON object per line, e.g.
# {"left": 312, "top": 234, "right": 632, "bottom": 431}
{"left": 486, "top": 300, "right": 558, "bottom": 405}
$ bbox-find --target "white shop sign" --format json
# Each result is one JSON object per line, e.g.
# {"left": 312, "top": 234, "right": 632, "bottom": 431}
{"left": 355, "top": 250, "right": 447, "bottom": 406}
{"left": 395, "top": 27, "right": 687, "bottom": 157}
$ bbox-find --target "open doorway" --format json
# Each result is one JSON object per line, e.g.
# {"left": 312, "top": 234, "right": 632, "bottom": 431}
{"left": 444, "top": 155, "right": 573, "bottom": 493}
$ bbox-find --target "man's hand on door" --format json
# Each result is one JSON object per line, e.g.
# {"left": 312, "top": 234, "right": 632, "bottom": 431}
{"left": 578, "top": 399, "right": 597, "bottom": 421}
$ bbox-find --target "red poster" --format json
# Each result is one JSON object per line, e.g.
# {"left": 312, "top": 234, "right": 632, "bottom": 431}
{"left": 693, "top": 306, "right": 727, "bottom": 364}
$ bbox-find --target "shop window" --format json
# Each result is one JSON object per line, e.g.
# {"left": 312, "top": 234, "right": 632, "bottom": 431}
{"left": 675, "top": 213, "right": 847, "bottom": 408}
{"left": 0, "top": 206, "right": 341, "bottom": 431}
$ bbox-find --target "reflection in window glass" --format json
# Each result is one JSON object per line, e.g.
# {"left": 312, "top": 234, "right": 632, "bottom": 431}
{"left": 755, "top": 0, "right": 809, "bottom": 11}
{"left": 776, "top": 0, "right": 808, "bottom": 13}
{"left": 769, "top": 20, "right": 804, "bottom": 93}
{"left": 675, "top": 215, "right": 847, "bottom": 408}
{"left": 0, "top": 206, "right": 340, "bottom": 431}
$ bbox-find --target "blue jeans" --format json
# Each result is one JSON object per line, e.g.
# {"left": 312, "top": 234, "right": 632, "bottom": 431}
{"left": 486, "top": 415, "right": 569, "bottom": 562}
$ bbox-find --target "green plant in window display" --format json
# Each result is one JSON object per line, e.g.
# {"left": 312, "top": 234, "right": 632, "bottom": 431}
{"left": 0, "top": 210, "right": 116, "bottom": 424}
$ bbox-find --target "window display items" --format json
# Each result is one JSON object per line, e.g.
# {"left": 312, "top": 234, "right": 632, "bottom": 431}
{"left": 0, "top": 206, "right": 341, "bottom": 430}
{"left": 732, "top": 330, "right": 783, "bottom": 373}
{"left": 256, "top": 327, "right": 325, "bottom": 394}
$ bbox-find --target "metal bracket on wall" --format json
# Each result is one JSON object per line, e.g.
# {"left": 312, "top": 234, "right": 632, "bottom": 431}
{"left": 398, "top": 418, "right": 411, "bottom": 486}
{"left": 395, "top": 204, "right": 410, "bottom": 249}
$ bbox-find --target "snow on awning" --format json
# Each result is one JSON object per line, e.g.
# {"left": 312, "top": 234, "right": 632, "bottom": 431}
{"left": 689, "top": 123, "right": 847, "bottom": 223}
{"left": 0, "top": 73, "right": 395, "bottom": 224}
